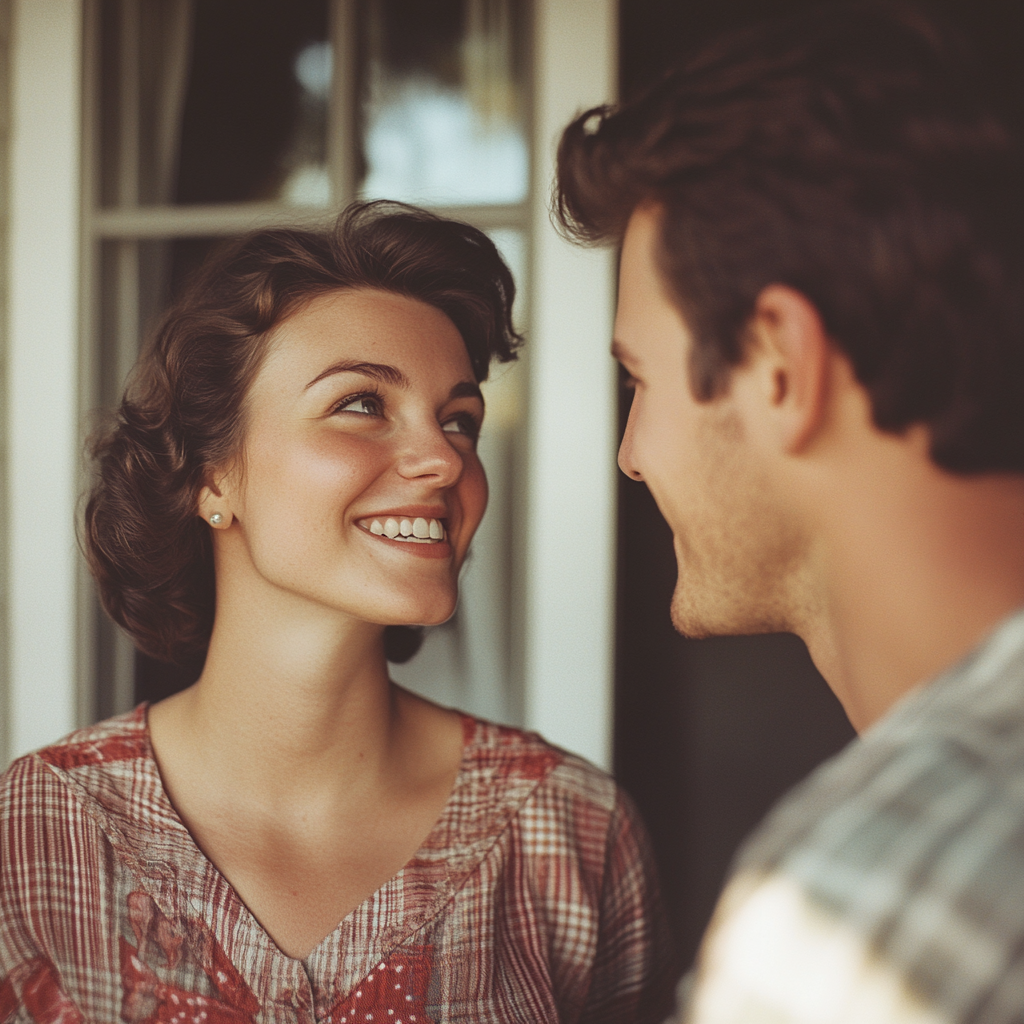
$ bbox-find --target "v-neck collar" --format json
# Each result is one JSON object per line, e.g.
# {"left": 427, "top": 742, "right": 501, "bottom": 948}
{"left": 49, "top": 704, "right": 562, "bottom": 1012}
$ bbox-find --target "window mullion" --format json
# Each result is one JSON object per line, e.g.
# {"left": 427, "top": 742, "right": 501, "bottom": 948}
{"left": 329, "top": 0, "right": 362, "bottom": 205}
{"left": 117, "top": 0, "right": 140, "bottom": 207}
{"left": 328, "top": 0, "right": 357, "bottom": 206}
{"left": 92, "top": 201, "right": 528, "bottom": 239}
{"left": 114, "top": 7, "right": 141, "bottom": 723}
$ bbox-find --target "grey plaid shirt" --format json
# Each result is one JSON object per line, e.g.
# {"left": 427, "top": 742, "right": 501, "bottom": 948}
{"left": 678, "top": 607, "right": 1024, "bottom": 1024}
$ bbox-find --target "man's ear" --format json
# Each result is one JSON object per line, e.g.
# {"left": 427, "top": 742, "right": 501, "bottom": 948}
{"left": 744, "top": 284, "right": 831, "bottom": 455}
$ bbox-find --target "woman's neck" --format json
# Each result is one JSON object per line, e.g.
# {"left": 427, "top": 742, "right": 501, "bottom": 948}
{"left": 151, "top": 583, "right": 401, "bottom": 813}
{"left": 144, "top": 583, "right": 466, "bottom": 959}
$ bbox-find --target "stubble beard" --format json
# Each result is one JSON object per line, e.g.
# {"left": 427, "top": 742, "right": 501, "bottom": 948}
{"left": 666, "top": 455, "right": 805, "bottom": 641}
{"left": 669, "top": 550, "right": 798, "bottom": 639}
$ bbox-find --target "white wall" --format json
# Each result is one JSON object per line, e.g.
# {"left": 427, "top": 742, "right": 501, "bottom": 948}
{"left": 5, "top": 0, "right": 82, "bottom": 761}
{"left": 524, "top": 0, "right": 618, "bottom": 770}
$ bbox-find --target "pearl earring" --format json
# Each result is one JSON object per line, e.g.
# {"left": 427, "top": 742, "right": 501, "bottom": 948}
{"left": 210, "top": 513, "right": 223, "bottom": 526}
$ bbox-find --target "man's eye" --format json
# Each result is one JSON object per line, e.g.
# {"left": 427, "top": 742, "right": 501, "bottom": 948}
{"left": 442, "top": 415, "right": 480, "bottom": 440}
{"left": 335, "top": 393, "right": 383, "bottom": 416}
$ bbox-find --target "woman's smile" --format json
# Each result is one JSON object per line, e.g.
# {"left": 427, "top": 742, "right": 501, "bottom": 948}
{"left": 362, "top": 516, "right": 446, "bottom": 543}
{"left": 354, "top": 507, "right": 452, "bottom": 559}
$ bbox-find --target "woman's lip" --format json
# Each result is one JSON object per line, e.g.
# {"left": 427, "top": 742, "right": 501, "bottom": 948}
{"left": 355, "top": 507, "right": 449, "bottom": 520}
{"left": 356, "top": 524, "right": 453, "bottom": 559}
{"left": 354, "top": 512, "right": 446, "bottom": 536}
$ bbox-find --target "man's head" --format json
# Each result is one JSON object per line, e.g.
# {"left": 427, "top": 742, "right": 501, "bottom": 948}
{"left": 556, "top": 1, "right": 1024, "bottom": 640}
{"left": 613, "top": 205, "right": 818, "bottom": 638}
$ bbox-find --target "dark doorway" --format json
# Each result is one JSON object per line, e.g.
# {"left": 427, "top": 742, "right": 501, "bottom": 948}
{"left": 614, "top": 0, "right": 1024, "bottom": 971}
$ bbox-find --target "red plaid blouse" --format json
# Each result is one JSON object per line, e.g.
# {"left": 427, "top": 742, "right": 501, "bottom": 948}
{"left": 0, "top": 706, "right": 673, "bottom": 1023}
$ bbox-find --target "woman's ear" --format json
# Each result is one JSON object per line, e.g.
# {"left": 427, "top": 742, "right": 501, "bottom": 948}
{"left": 198, "top": 476, "right": 234, "bottom": 529}
{"left": 744, "top": 284, "right": 832, "bottom": 455}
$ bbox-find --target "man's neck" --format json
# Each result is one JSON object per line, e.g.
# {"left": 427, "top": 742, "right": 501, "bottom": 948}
{"left": 803, "top": 456, "right": 1024, "bottom": 732}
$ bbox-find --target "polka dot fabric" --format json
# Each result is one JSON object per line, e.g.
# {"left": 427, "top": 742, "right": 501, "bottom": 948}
{"left": 323, "top": 951, "right": 432, "bottom": 1024}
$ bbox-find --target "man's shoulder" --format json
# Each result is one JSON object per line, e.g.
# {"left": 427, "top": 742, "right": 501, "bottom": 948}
{"left": 744, "top": 608, "right": 1024, "bottom": 877}
{"left": 729, "top": 609, "right": 1024, "bottom": 1016}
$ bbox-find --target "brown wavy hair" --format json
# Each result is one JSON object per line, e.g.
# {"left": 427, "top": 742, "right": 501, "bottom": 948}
{"left": 556, "top": 2, "right": 1024, "bottom": 473}
{"left": 85, "top": 201, "right": 522, "bottom": 666}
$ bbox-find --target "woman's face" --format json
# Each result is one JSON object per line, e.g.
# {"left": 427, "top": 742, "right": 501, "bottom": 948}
{"left": 211, "top": 287, "right": 488, "bottom": 628}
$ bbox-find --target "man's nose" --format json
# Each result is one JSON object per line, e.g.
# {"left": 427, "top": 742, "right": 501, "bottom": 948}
{"left": 618, "top": 414, "right": 644, "bottom": 481}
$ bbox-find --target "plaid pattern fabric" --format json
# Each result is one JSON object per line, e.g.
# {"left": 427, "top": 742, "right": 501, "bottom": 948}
{"left": 676, "top": 607, "right": 1024, "bottom": 1024}
{"left": 0, "top": 708, "right": 674, "bottom": 1024}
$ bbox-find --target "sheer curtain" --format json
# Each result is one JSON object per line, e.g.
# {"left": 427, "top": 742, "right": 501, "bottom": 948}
{"left": 140, "top": 0, "right": 194, "bottom": 205}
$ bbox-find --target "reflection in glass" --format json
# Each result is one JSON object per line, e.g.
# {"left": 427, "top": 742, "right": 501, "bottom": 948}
{"left": 99, "top": 0, "right": 333, "bottom": 207}
{"left": 359, "top": 0, "right": 528, "bottom": 206}
{"left": 283, "top": 40, "right": 335, "bottom": 205}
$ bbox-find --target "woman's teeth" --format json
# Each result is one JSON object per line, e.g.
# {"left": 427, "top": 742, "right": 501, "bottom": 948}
{"left": 365, "top": 516, "right": 446, "bottom": 543}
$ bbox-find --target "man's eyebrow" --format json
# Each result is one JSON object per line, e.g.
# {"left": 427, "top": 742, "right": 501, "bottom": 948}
{"left": 305, "top": 361, "right": 409, "bottom": 390}
{"left": 448, "top": 380, "right": 485, "bottom": 405}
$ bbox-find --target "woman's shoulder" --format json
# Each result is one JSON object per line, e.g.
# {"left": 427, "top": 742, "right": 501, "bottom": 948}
{"left": 0, "top": 710, "right": 154, "bottom": 985}
{"left": 1, "top": 705, "right": 152, "bottom": 824}
{"left": 461, "top": 714, "right": 622, "bottom": 818}
{"left": 4, "top": 704, "right": 148, "bottom": 774}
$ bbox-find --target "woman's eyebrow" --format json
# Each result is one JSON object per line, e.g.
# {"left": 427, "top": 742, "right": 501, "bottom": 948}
{"left": 305, "top": 360, "right": 409, "bottom": 390}
{"left": 449, "top": 381, "right": 484, "bottom": 404}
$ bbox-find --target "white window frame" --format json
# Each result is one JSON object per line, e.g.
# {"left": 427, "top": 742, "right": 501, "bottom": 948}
{"left": 5, "top": 0, "right": 83, "bottom": 763}
{"left": 525, "top": 0, "right": 617, "bottom": 768}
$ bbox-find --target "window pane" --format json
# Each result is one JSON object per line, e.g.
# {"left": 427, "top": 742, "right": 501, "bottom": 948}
{"left": 97, "top": 236, "right": 234, "bottom": 402}
{"left": 90, "top": 3, "right": 532, "bottom": 720}
{"left": 100, "top": 0, "right": 333, "bottom": 207}
{"left": 358, "top": 0, "right": 528, "bottom": 206}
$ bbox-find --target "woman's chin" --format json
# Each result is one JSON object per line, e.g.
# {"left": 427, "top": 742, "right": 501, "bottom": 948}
{"left": 377, "top": 591, "right": 458, "bottom": 629}
{"left": 406, "top": 604, "right": 458, "bottom": 628}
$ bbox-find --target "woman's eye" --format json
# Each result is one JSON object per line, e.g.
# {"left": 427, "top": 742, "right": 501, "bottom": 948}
{"left": 442, "top": 415, "right": 480, "bottom": 440}
{"left": 335, "top": 393, "right": 383, "bottom": 416}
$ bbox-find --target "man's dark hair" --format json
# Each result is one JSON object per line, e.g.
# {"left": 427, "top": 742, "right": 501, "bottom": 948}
{"left": 556, "top": 2, "right": 1023, "bottom": 473}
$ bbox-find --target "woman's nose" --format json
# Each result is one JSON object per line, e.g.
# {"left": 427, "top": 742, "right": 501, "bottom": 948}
{"left": 396, "top": 425, "right": 466, "bottom": 486}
